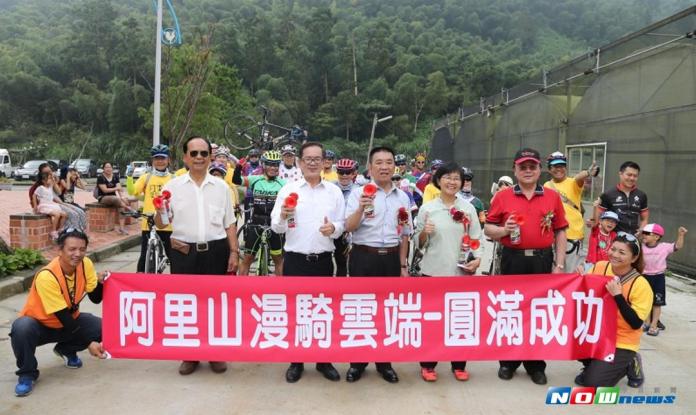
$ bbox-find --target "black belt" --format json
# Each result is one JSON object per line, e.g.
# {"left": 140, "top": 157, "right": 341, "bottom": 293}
{"left": 285, "top": 251, "right": 333, "bottom": 262}
{"left": 187, "top": 238, "right": 227, "bottom": 253}
{"left": 502, "top": 247, "right": 553, "bottom": 257}
{"left": 352, "top": 244, "right": 400, "bottom": 255}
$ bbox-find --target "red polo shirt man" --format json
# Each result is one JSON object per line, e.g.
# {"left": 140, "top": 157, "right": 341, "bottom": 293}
{"left": 484, "top": 147, "right": 568, "bottom": 386}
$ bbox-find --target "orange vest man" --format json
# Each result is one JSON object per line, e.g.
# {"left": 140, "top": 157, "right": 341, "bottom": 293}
{"left": 10, "top": 229, "right": 106, "bottom": 397}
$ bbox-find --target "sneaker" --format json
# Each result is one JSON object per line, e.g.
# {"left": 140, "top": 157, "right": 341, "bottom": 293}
{"left": 453, "top": 369, "right": 469, "bottom": 381}
{"left": 420, "top": 367, "right": 438, "bottom": 382}
{"left": 657, "top": 320, "right": 666, "bottom": 330}
{"left": 646, "top": 327, "right": 659, "bottom": 336}
{"left": 574, "top": 372, "right": 585, "bottom": 386}
{"left": 53, "top": 346, "right": 82, "bottom": 369}
{"left": 626, "top": 353, "right": 644, "bottom": 388}
{"left": 15, "top": 376, "right": 34, "bottom": 397}
{"left": 642, "top": 323, "right": 650, "bottom": 332}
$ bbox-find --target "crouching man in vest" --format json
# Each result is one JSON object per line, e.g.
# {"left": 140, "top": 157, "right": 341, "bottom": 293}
{"left": 10, "top": 228, "right": 106, "bottom": 397}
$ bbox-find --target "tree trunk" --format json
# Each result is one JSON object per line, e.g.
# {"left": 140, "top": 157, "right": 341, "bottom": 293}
{"left": 352, "top": 33, "right": 358, "bottom": 96}
{"left": 413, "top": 102, "right": 424, "bottom": 133}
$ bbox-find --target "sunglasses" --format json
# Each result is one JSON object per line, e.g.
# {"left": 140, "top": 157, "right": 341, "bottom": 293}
{"left": 616, "top": 231, "right": 641, "bottom": 253}
{"left": 641, "top": 231, "right": 653, "bottom": 236}
{"left": 189, "top": 150, "right": 210, "bottom": 158}
{"left": 58, "top": 227, "right": 88, "bottom": 239}
{"left": 337, "top": 169, "right": 354, "bottom": 175}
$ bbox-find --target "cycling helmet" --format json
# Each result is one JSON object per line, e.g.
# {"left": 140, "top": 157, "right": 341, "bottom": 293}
{"left": 336, "top": 158, "right": 357, "bottom": 171}
{"left": 395, "top": 154, "right": 407, "bottom": 165}
{"left": 430, "top": 159, "right": 444, "bottom": 170}
{"left": 248, "top": 149, "right": 261, "bottom": 157}
{"left": 150, "top": 144, "right": 170, "bottom": 158}
{"left": 461, "top": 166, "right": 474, "bottom": 180}
{"left": 281, "top": 144, "right": 296, "bottom": 155}
{"left": 325, "top": 150, "right": 336, "bottom": 160}
{"left": 547, "top": 151, "right": 567, "bottom": 167}
{"left": 209, "top": 161, "right": 227, "bottom": 176}
{"left": 261, "top": 150, "right": 282, "bottom": 164}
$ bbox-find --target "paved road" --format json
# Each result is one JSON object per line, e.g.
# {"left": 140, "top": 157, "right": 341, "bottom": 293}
{"left": 1, "top": 246, "right": 695, "bottom": 414}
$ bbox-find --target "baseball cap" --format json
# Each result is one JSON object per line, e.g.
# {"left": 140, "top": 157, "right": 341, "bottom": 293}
{"left": 600, "top": 211, "right": 619, "bottom": 222}
{"left": 547, "top": 151, "right": 567, "bottom": 166}
{"left": 514, "top": 148, "right": 541, "bottom": 165}
{"left": 643, "top": 223, "right": 664, "bottom": 236}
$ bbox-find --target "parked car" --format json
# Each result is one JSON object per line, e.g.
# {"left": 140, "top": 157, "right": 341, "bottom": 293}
{"left": 49, "top": 159, "right": 69, "bottom": 170}
{"left": 0, "top": 149, "right": 12, "bottom": 177}
{"left": 97, "top": 164, "right": 120, "bottom": 176}
{"left": 13, "top": 160, "right": 58, "bottom": 181}
{"left": 70, "top": 159, "right": 98, "bottom": 178}
{"left": 130, "top": 161, "right": 150, "bottom": 179}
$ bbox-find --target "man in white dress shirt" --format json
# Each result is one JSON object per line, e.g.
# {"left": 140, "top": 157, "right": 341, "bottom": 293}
{"left": 271, "top": 142, "right": 345, "bottom": 383}
{"left": 155, "top": 136, "right": 239, "bottom": 376}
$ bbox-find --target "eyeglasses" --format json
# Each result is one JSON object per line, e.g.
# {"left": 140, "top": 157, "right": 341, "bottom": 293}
{"left": 440, "top": 175, "right": 462, "bottom": 182}
{"left": 301, "top": 157, "right": 323, "bottom": 165}
{"left": 337, "top": 169, "right": 354, "bottom": 175}
{"left": 189, "top": 150, "right": 210, "bottom": 158}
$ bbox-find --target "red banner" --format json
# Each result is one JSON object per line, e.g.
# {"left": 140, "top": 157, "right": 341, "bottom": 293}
{"left": 102, "top": 273, "right": 617, "bottom": 362}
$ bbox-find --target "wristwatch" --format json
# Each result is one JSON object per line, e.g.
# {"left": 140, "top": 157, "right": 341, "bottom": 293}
{"left": 553, "top": 263, "right": 564, "bottom": 270}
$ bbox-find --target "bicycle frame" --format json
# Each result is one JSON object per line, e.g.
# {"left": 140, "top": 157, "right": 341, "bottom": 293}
{"left": 135, "top": 212, "right": 170, "bottom": 274}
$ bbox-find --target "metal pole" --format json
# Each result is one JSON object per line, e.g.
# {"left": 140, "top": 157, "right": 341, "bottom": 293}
{"left": 366, "top": 113, "right": 378, "bottom": 166}
{"left": 153, "top": 0, "right": 163, "bottom": 146}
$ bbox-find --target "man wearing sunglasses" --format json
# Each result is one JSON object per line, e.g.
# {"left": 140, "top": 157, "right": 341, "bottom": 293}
{"left": 334, "top": 158, "right": 359, "bottom": 276}
{"left": 236, "top": 150, "right": 286, "bottom": 277}
{"left": 155, "top": 136, "right": 240, "bottom": 376}
{"left": 485, "top": 147, "right": 568, "bottom": 386}
{"left": 10, "top": 228, "right": 106, "bottom": 397}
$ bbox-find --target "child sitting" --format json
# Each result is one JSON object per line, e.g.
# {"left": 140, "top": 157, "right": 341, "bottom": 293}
{"left": 641, "top": 223, "right": 688, "bottom": 336}
{"left": 32, "top": 172, "right": 67, "bottom": 240}
{"left": 585, "top": 210, "right": 619, "bottom": 267}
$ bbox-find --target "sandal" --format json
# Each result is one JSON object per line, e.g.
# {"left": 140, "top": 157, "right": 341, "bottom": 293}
{"left": 646, "top": 327, "right": 659, "bottom": 336}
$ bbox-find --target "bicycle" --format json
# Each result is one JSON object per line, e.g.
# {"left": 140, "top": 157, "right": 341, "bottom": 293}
{"left": 223, "top": 105, "right": 305, "bottom": 151}
{"left": 236, "top": 221, "right": 275, "bottom": 276}
{"left": 130, "top": 211, "right": 170, "bottom": 274}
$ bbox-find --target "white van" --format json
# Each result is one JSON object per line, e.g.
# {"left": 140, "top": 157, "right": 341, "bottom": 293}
{"left": 0, "top": 149, "right": 12, "bottom": 177}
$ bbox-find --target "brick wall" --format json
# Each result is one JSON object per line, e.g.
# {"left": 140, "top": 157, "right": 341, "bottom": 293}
{"left": 9, "top": 213, "right": 52, "bottom": 250}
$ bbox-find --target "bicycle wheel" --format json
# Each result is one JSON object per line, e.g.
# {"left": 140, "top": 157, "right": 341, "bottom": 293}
{"left": 256, "top": 240, "right": 269, "bottom": 276}
{"left": 236, "top": 223, "right": 247, "bottom": 255}
{"left": 144, "top": 240, "right": 157, "bottom": 274}
{"left": 155, "top": 242, "right": 168, "bottom": 274}
{"left": 224, "top": 114, "right": 258, "bottom": 151}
